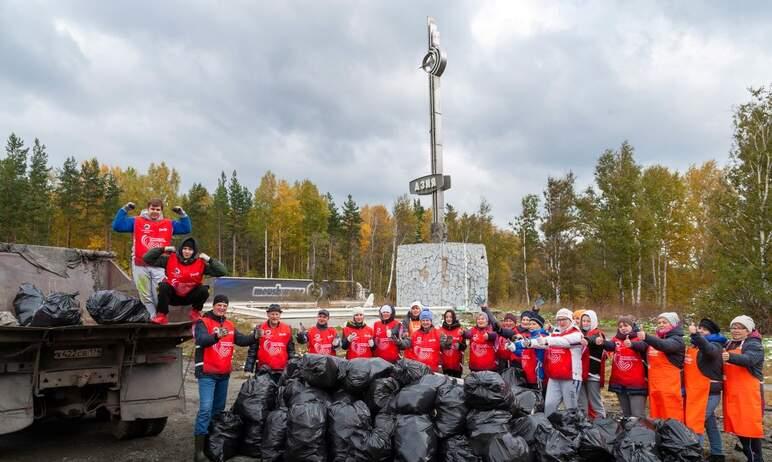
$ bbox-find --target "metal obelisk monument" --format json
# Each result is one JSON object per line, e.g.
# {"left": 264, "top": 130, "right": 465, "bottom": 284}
{"left": 398, "top": 17, "right": 488, "bottom": 310}
{"left": 410, "top": 16, "right": 451, "bottom": 243}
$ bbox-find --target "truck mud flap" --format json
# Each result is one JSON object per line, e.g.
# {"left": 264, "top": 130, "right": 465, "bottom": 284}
{"left": 0, "top": 373, "right": 34, "bottom": 435}
{"left": 119, "top": 347, "right": 185, "bottom": 421}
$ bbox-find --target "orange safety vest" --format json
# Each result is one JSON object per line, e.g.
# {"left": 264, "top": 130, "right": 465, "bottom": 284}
{"left": 647, "top": 347, "right": 684, "bottom": 422}
{"left": 683, "top": 346, "right": 711, "bottom": 434}
{"left": 723, "top": 346, "right": 764, "bottom": 438}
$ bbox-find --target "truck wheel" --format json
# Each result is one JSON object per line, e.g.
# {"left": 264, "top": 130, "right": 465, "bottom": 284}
{"left": 111, "top": 418, "right": 144, "bottom": 440}
{"left": 142, "top": 417, "right": 168, "bottom": 437}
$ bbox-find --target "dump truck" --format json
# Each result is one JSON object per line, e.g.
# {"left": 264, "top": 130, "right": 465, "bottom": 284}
{"left": 0, "top": 243, "right": 192, "bottom": 439}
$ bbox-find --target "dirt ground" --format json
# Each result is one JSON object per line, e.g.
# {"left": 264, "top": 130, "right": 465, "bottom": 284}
{"left": 0, "top": 361, "right": 769, "bottom": 461}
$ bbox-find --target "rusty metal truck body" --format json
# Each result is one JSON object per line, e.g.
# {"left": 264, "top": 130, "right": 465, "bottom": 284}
{"left": 0, "top": 243, "right": 192, "bottom": 439}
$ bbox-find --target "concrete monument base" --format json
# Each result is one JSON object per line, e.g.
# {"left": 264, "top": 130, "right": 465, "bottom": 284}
{"left": 396, "top": 242, "right": 488, "bottom": 309}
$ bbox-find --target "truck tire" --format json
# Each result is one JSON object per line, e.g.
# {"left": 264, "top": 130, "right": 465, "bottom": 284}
{"left": 111, "top": 418, "right": 144, "bottom": 440}
{"left": 142, "top": 417, "right": 168, "bottom": 437}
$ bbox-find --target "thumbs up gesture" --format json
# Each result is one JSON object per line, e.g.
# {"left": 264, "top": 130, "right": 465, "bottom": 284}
{"left": 299, "top": 322, "right": 306, "bottom": 333}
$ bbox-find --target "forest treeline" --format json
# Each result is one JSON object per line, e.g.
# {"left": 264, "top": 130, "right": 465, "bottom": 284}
{"left": 0, "top": 87, "right": 769, "bottom": 330}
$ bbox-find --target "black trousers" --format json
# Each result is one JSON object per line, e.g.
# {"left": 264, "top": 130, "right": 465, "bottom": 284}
{"left": 157, "top": 282, "right": 209, "bottom": 314}
{"left": 739, "top": 437, "right": 763, "bottom": 462}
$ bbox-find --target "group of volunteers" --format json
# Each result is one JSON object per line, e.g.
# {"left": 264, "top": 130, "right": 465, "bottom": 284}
{"left": 111, "top": 200, "right": 766, "bottom": 462}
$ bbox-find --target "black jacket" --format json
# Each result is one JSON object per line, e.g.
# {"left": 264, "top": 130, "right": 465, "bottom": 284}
{"left": 643, "top": 324, "right": 685, "bottom": 368}
{"left": 194, "top": 311, "right": 256, "bottom": 378}
{"left": 725, "top": 332, "right": 764, "bottom": 381}
{"left": 690, "top": 333, "right": 726, "bottom": 394}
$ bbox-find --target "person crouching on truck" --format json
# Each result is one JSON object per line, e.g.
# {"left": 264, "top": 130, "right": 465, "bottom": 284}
{"left": 512, "top": 311, "right": 548, "bottom": 391}
{"left": 142, "top": 237, "right": 226, "bottom": 325}
{"left": 638, "top": 312, "right": 685, "bottom": 422}
{"left": 193, "top": 294, "right": 257, "bottom": 462}
{"left": 244, "top": 304, "right": 294, "bottom": 383}
{"left": 464, "top": 312, "right": 498, "bottom": 372}
{"left": 439, "top": 309, "right": 465, "bottom": 378}
{"left": 684, "top": 318, "right": 726, "bottom": 461}
{"left": 722, "top": 315, "right": 764, "bottom": 462}
{"left": 578, "top": 310, "right": 607, "bottom": 419}
{"left": 342, "top": 306, "right": 375, "bottom": 359}
{"left": 373, "top": 305, "right": 401, "bottom": 363}
{"left": 531, "top": 308, "right": 584, "bottom": 417}
{"left": 399, "top": 309, "right": 447, "bottom": 372}
{"left": 112, "top": 198, "right": 191, "bottom": 318}
{"left": 296, "top": 309, "right": 340, "bottom": 355}
{"left": 600, "top": 315, "right": 648, "bottom": 418}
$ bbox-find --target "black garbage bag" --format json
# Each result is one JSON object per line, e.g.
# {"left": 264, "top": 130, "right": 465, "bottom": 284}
{"left": 29, "top": 291, "right": 82, "bottom": 327}
{"left": 283, "top": 378, "right": 331, "bottom": 407}
{"left": 279, "top": 357, "right": 304, "bottom": 385}
{"left": 547, "top": 408, "right": 590, "bottom": 439}
{"left": 501, "top": 366, "right": 527, "bottom": 389}
{"left": 344, "top": 357, "right": 394, "bottom": 393}
{"left": 302, "top": 353, "right": 342, "bottom": 389}
{"left": 392, "top": 358, "right": 432, "bottom": 386}
{"left": 464, "top": 371, "right": 513, "bottom": 411}
{"left": 13, "top": 283, "right": 44, "bottom": 326}
{"left": 239, "top": 423, "right": 262, "bottom": 458}
{"left": 576, "top": 417, "right": 619, "bottom": 461}
{"left": 466, "top": 408, "right": 513, "bottom": 455}
{"left": 233, "top": 370, "right": 277, "bottom": 423}
{"left": 204, "top": 411, "right": 243, "bottom": 462}
{"left": 327, "top": 399, "right": 372, "bottom": 462}
{"left": 434, "top": 383, "right": 467, "bottom": 438}
{"left": 440, "top": 435, "right": 482, "bottom": 462}
{"left": 510, "top": 386, "right": 543, "bottom": 416}
{"left": 261, "top": 407, "right": 288, "bottom": 462}
{"left": 535, "top": 425, "right": 579, "bottom": 462}
{"left": 366, "top": 377, "right": 401, "bottom": 414}
{"left": 394, "top": 414, "right": 437, "bottom": 462}
{"left": 393, "top": 384, "right": 437, "bottom": 415}
{"left": 510, "top": 413, "right": 552, "bottom": 444}
{"left": 484, "top": 432, "right": 530, "bottom": 462}
{"left": 286, "top": 401, "right": 328, "bottom": 462}
{"left": 418, "top": 373, "right": 453, "bottom": 394}
{"left": 366, "top": 412, "right": 396, "bottom": 462}
{"left": 613, "top": 420, "right": 660, "bottom": 462}
{"left": 655, "top": 419, "right": 701, "bottom": 462}
{"left": 85, "top": 290, "right": 149, "bottom": 324}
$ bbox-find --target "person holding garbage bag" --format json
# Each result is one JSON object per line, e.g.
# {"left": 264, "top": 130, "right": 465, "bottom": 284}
{"left": 112, "top": 198, "right": 192, "bottom": 318}
{"left": 684, "top": 318, "right": 726, "bottom": 461}
{"left": 600, "top": 315, "right": 648, "bottom": 418}
{"left": 529, "top": 308, "right": 583, "bottom": 417}
{"left": 244, "top": 304, "right": 294, "bottom": 382}
{"left": 439, "top": 309, "right": 466, "bottom": 378}
{"left": 373, "top": 305, "right": 401, "bottom": 363}
{"left": 142, "top": 237, "right": 226, "bottom": 324}
{"left": 722, "top": 315, "right": 765, "bottom": 462}
{"left": 578, "top": 310, "right": 607, "bottom": 419}
{"left": 463, "top": 311, "right": 499, "bottom": 372}
{"left": 193, "top": 295, "right": 257, "bottom": 462}
{"left": 296, "top": 308, "right": 340, "bottom": 355}
{"left": 512, "top": 311, "right": 548, "bottom": 391}
{"left": 638, "top": 312, "right": 685, "bottom": 422}
{"left": 341, "top": 306, "right": 375, "bottom": 359}
{"left": 398, "top": 308, "right": 448, "bottom": 372}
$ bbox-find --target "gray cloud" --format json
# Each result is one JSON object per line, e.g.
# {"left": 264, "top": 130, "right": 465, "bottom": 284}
{"left": 1, "top": 1, "right": 770, "bottom": 227}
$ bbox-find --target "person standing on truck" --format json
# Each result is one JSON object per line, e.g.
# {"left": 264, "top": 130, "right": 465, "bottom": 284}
{"left": 112, "top": 198, "right": 191, "bottom": 317}
{"left": 193, "top": 294, "right": 257, "bottom": 462}
{"left": 296, "top": 309, "right": 340, "bottom": 355}
{"left": 684, "top": 318, "right": 726, "bottom": 461}
{"left": 439, "top": 309, "right": 465, "bottom": 378}
{"left": 722, "top": 315, "right": 764, "bottom": 462}
{"left": 342, "top": 306, "right": 375, "bottom": 359}
{"left": 244, "top": 304, "right": 294, "bottom": 382}
{"left": 373, "top": 305, "right": 401, "bottom": 363}
{"left": 142, "top": 237, "right": 226, "bottom": 324}
{"left": 638, "top": 312, "right": 685, "bottom": 422}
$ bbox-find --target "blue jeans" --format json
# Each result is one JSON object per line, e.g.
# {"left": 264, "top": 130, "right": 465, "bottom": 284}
{"left": 195, "top": 375, "right": 229, "bottom": 435}
{"left": 698, "top": 393, "right": 723, "bottom": 455}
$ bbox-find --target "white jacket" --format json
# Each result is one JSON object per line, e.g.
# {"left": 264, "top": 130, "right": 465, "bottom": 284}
{"left": 532, "top": 325, "right": 584, "bottom": 381}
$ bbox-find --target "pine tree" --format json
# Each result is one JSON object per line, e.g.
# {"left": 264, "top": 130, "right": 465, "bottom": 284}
{"left": 102, "top": 172, "right": 122, "bottom": 250}
{"left": 79, "top": 158, "right": 105, "bottom": 248}
{"left": 341, "top": 194, "right": 362, "bottom": 288}
{"left": 0, "top": 133, "right": 29, "bottom": 242}
{"left": 56, "top": 157, "right": 81, "bottom": 247}
{"left": 26, "top": 138, "right": 52, "bottom": 244}
{"left": 212, "top": 172, "right": 230, "bottom": 261}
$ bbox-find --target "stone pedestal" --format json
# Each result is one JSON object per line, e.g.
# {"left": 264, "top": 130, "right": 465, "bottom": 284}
{"left": 396, "top": 242, "right": 488, "bottom": 309}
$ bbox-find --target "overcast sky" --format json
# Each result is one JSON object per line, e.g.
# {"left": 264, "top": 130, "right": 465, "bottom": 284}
{"left": 2, "top": 1, "right": 771, "bottom": 227}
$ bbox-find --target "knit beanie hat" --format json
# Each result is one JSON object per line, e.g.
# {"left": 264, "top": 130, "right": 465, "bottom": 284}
{"left": 379, "top": 305, "right": 393, "bottom": 315}
{"left": 530, "top": 312, "right": 545, "bottom": 327}
{"left": 212, "top": 294, "right": 229, "bottom": 305}
{"left": 555, "top": 308, "right": 573, "bottom": 321}
{"left": 504, "top": 313, "right": 518, "bottom": 323}
{"left": 698, "top": 318, "right": 720, "bottom": 334}
{"left": 352, "top": 306, "right": 365, "bottom": 316}
{"left": 657, "top": 312, "right": 680, "bottom": 326}
{"left": 730, "top": 315, "right": 755, "bottom": 332}
{"left": 419, "top": 309, "right": 433, "bottom": 321}
{"left": 520, "top": 310, "right": 535, "bottom": 320}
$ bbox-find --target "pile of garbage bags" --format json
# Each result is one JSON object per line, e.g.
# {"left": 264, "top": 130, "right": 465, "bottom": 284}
{"left": 85, "top": 290, "right": 150, "bottom": 324}
{"left": 206, "top": 355, "right": 702, "bottom": 462}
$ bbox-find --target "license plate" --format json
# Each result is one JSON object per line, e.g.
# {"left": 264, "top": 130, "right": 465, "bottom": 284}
{"left": 53, "top": 348, "right": 103, "bottom": 359}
